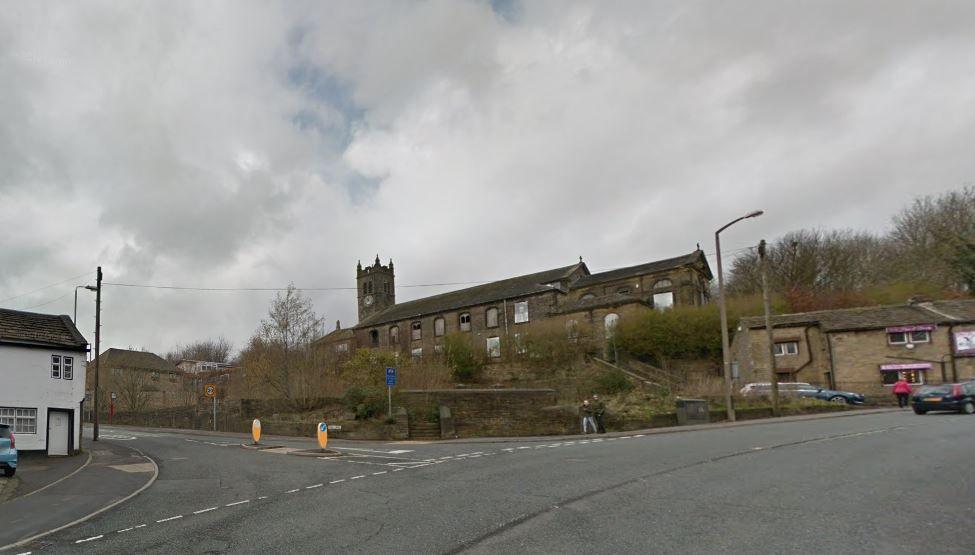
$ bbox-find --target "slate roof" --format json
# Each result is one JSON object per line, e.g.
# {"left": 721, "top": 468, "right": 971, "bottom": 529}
{"left": 571, "top": 250, "right": 712, "bottom": 288}
{"left": 553, "top": 292, "right": 648, "bottom": 314}
{"left": 356, "top": 263, "right": 585, "bottom": 328}
{"left": 0, "top": 308, "right": 88, "bottom": 350}
{"left": 95, "top": 348, "right": 176, "bottom": 372}
{"left": 739, "top": 299, "right": 975, "bottom": 332}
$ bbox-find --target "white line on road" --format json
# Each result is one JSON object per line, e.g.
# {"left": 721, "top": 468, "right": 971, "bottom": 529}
{"left": 257, "top": 496, "right": 268, "bottom": 500}
{"left": 117, "top": 524, "right": 146, "bottom": 533}
{"left": 306, "top": 484, "right": 323, "bottom": 489}
{"left": 285, "top": 488, "right": 300, "bottom": 493}
{"left": 331, "top": 446, "right": 414, "bottom": 455}
{"left": 372, "top": 471, "right": 387, "bottom": 475}
{"left": 75, "top": 535, "right": 104, "bottom": 544}
{"left": 350, "top": 475, "right": 366, "bottom": 480}
{"left": 225, "top": 500, "right": 250, "bottom": 506}
{"left": 393, "top": 468, "right": 404, "bottom": 472}
{"left": 330, "top": 479, "right": 346, "bottom": 483}
{"left": 156, "top": 516, "right": 183, "bottom": 523}
{"left": 193, "top": 507, "right": 218, "bottom": 514}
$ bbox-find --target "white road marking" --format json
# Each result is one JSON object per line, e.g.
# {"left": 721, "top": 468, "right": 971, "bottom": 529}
{"left": 469, "top": 455, "right": 482, "bottom": 458}
{"left": 156, "top": 515, "right": 183, "bottom": 523}
{"left": 633, "top": 434, "right": 646, "bottom": 438}
{"left": 350, "top": 475, "right": 366, "bottom": 480}
{"left": 285, "top": 488, "right": 300, "bottom": 493}
{"left": 117, "top": 523, "right": 145, "bottom": 533}
{"left": 226, "top": 500, "right": 250, "bottom": 506}
{"left": 14, "top": 551, "right": 31, "bottom": 554}
{"left": 331, "top": 446, "right": 414, "bottom": 455}
{"left": 393, "top": 468, "right": 404, "bottom": 472}
{"left": 372, "top": 471, "right": 387, "bottom": 475}
{"left": 620, "top": 436, "right": 633, "bottom": 439}
{"left": 257, "top": 496, "right": 268, "bottom": 500}
{"left": 330, "top": 479, "right": 346, "bottom": 483}
{"left": 193, "top": 507, "right": 218, "bottom": 514}
{"left": 517, "top": 446, "right": 531, "bottom": 450}
{"left": 306, "top": 484, "right": 323, "bottom": 489}
{"left": 75, "top": 535, "right": 104, "bottom": 544}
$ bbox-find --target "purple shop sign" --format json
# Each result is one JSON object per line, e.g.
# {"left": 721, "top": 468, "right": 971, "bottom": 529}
{"left": 885, "top": 324, "right": 936, "bottom": 333}
{"left": 879, "top": 363, "right": 932, "bottom": 372}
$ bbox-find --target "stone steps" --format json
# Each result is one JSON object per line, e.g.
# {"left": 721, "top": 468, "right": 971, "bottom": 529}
{"left": 409, "top": 421, "right": 441, "bottom": 440}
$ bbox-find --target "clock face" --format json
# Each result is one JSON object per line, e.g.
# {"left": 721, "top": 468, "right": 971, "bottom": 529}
{"left": 363, "top": 294, "right": 374, "bottom": 306}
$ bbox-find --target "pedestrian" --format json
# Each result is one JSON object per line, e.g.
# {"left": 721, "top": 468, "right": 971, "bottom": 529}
{"left": 592, "top": 394, "right": 606, "bottom": 434}
{"left": 892, "top": 377, "right": 912, "bottom": 408}
{"left": 580, "top": 400, "right": 597, "bottom": 434}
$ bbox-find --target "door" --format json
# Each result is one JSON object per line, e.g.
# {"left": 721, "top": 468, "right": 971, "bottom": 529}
{"left": 47, "top": 410, "right": 69, "bottom": 456}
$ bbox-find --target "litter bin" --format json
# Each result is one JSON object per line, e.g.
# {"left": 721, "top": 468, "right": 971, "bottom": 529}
{"left": 676, "top": 398, "right": 709, "bottom": 425}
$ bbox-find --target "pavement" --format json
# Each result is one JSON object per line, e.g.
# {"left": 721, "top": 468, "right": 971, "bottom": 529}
{"left": 0, "top": 441, "right": 156, "bottom": 553}
{"left": 3, "top": 408, "right": 973, "bottom": 553}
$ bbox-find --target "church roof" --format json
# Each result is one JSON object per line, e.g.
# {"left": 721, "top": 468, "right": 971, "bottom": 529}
{"left": 356, "top": 263, "right": 586, "bottom": 328}
{"left": 571, "top": 250, "right": 712, "bottom": 287}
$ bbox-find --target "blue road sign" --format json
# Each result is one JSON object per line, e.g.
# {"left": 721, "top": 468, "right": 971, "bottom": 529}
{"left": 319, "top": 422, "right": 328, "bottom": 432}
{"left": 386, "top": 367, "right": 397, "bottom": 386}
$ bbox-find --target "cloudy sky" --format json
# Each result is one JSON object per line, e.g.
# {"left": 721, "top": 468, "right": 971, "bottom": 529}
{"left": 2, "top": 0, "right": 973, "bottom": 357}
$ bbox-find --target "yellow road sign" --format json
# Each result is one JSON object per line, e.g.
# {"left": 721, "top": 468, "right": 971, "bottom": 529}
{"left": 252, "top": 419, "right": 262, "bottom": 443}
{"left": 317, "top": 422, "right": 328, "bottom": 450}
{"left": 204, "top": 384, "right": 216, "bottom": 398}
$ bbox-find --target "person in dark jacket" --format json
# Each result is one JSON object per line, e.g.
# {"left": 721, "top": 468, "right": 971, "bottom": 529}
{"left": 592, "top": 394, "right": 607, "bottom": 434}
{"left": 580, "top": 400, "right": 597, "bottom": 434}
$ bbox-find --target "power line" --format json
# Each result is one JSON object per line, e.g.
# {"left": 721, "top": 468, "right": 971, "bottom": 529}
{"left": 0, "top": 271, "right": 90, "bottom": 303}
{"left": 23, "top": 290, "right": 74, "bottom": 310}
{"left": 102, "top": 280, "right": 494, "bottom": 292}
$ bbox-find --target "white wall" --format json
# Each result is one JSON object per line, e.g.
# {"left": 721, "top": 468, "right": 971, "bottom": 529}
{"left": 0, "top": 344, "right": 87, "bottom": 451}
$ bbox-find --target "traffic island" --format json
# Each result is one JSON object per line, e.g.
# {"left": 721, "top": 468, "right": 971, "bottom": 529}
{"left": 287, "top": 448, "right": 343, "bottom": 458}
{"left": 240, "top": 443, "right": 284, "bottom": 450}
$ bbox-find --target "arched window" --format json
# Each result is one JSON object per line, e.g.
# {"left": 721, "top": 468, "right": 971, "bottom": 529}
{"left": 389, "top": 325, "right": 399, "bottom": 345}
{"left": 604, "top": 313, "right": 620, "bottom": 338}
{"left": 486, "top": 307, "right": 499, "bottom": 328}
{"left": 581, "top": 292, "right": 596, "bottom": 300}
{"left": 566, "top": 319, "right": 579, "bottom": 340}
{"left": 384, "top": 282, "right": 390, "bottom": 294}
{"left": 369, "top": 329, "right": 379, "bottom": 346}
{"left": 434, "top": 317, "right": 446, "bottom": 337}
{"left": 653, "top": 279, "right": 673, "bottom": 290}
{"left": 459, "top": 312, "right": 471, "bottom": 332}
{"left": 411, "top": 321, "right": 422, "bottom": 340}
{"left": 362, "top": 283, "right": 368, "bottom": 296}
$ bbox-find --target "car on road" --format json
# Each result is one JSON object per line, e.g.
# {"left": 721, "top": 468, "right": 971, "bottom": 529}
{"left": 796, "top": 387, "right": 866, "bottom": 405}
{"left": 911, "top": 383, "right": 975, "bottom": 415}
{"left": 0, "top": 424, "right": 16, "bottom": 477}
{"left": 740, "top": 382, "right": 865, "bottom": 405}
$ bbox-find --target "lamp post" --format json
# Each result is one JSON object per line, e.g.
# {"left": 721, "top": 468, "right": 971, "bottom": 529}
{"left": 716, "top": 209, "right": 764, "bottom": 422}
{"left": 74, "top": 285, "right": 97, "bottom": 323}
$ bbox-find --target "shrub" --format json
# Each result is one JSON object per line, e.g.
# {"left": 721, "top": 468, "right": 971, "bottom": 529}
{"left": 594, "top": 369, "right": 634, "bottom": 394}
{"left": 443, "top": 333, "right": 484, "bottom": 382}
{"left": 342, "top": 385, "right": 384, "bottom": 420}
{"left": 614, "top": 305, "right": 727, "bottom": 364}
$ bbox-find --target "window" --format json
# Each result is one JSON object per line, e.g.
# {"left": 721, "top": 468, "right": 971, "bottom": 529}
{"left": 411, "top": 321, "right": 422, "bottom": 341}
{"left": 389, "top": 326, "right": 399, "bottom": 345}
{"left": 887, "top": 332, "right": 907, "bottom": 345}
{"left": 604, "top": 313, "right": 620, "bottom": 338}
{"left": 773, "top": 341, "right": 799, "bottom": 356}
{"left": 51, "top": 355, "right": 62, "bottom": 379}
{"left": 434, "top": 317, "right": 446, "bottom": 337}
{"left": 486, "top": 336, "right": 501, "bottom": 358}
{"left": 617, "top": 287, "right": 631, "bottom": 295}
{"left": 910, "top": 330, "right": 930, "bottom": 343}
{"left": 513, "top": 301, "right": 529, "bottom": 324}
{"left": 486, "top": 307, "right": 499, "bottom": 328}
{"left": 0, "top": 408, "right": 37, "bottom": 434}
{"left": 384, "top": 282, "right": 390, "bottom": 294}
{"left": 169, "top": 372, "right": 177, "bottom": 382}
{"left": 888, "top": 330, "right": 930, "bottom": 345}
{"left": 434, "top": 344, "right": 444, "bottom": 354}
{"left": 411, "top": 347, "right": 423, "bottom": 359}
{"left": 654, "top": 279, "right": 673, "bottom": 290}
{"left": 566, "top": 319, "right": 579, "bottom": 340}
{"left": 362, "top": 283, "right": 368, "bottom": 296}
{"left": 653, "top": 292, "right": 674, "bottom": 311}
{"left": 881, "top": 369, "right": 925, "bottom": 385}
{"left": 151, "top": 371, "right": 160, "bottom": 381}
{"left": 581, "top": 293, "right": 596, "bottom": 300}
{"left": 63, "top": 356, "right": 73, "bottom": 380}
{"left": 366, "top": 281, "right": 373, "bottom": 294}
{"left": 336, "top": 343, "right": 349, "bottom": 353}
{"left": 112, "top": 368, "right": 123, "bottom": 377}
{"left": 459, "top": 313, "right": 471, "bottom": 332}
{"left": 370, "top": 329, "right": 379, "bottom": 346}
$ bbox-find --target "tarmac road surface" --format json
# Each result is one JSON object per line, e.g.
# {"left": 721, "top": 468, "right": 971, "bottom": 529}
{"left": 8, "top": 410, "right": 974, "bottom": 554}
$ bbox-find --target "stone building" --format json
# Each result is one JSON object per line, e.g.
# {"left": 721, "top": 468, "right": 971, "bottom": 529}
{"left": 316, "top": 250, "right": 712, "bottom": 360}
{"left": 88, "top": 348, "right": 190, "bottom": 411}
{"left": 731, "top": 299, "right": 975, "bottom": 396}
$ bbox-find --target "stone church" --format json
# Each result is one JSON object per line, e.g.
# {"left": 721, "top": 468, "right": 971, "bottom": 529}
{"left": 317, "top": 250, "right": 713, "bottom": 359}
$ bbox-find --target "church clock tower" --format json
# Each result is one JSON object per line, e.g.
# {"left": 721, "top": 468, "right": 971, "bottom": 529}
{"left": 357, "top": 255, "right": 395, "bottom": 322}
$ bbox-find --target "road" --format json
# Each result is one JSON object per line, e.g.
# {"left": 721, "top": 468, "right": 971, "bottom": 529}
{"left": 10, "top": 410, "right": 975, "bottom": 554}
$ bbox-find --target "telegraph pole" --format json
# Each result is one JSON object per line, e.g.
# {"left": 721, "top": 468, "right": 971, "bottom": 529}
{"left": 759, "top": 241, "right": 780, "bottom": 416}
{"left": 93, "top": 266, "right": 102, "bottom": 442}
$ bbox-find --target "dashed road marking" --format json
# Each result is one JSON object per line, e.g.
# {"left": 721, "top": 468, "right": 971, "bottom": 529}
{"left": 156, "top": 516, "right": 183, "bottom": 523}
{"left": 75, "top": 535, "right": 104, "bottom": 544}
{"left": 192, "top": 507, "right": 218, "bottom": 514}
{"left": 306, "top": 484, "right": 323, "bottom": 489}
{"left": 330, "top": 479, "right": 346, "bottom": 484}
{"left": 350, "top": 475, "right": 366, "bottom": 480}
{"left": 285, "top": 488, "right": 300, "bottom": 493}
{"left": 372, "top": 471, "right": 387, "bottom": 475}
{"left": 226, "top": 500, "right": 250, "bottom": 506}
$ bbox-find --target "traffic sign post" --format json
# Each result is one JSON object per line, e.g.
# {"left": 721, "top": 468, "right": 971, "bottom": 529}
{"left": 205, "top": 384, "right": 217, "bottom": 431}
{"left": 385, "top": 367, "right": 397, "bottom": 418}
{"left": 252, "top": 419, "right": 262, "bottom": 444}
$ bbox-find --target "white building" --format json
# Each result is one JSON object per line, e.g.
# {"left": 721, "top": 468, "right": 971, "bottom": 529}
{"left": 0, "top": 308, "right": 88, "bottom": 454}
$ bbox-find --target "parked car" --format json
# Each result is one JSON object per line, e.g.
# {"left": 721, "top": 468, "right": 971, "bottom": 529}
{"left": 0, "top": 424, "right": 16, "bottom": 477}
{"left": 795, "top": 387, "right": 866, "bottom": 405}
{"left": 740, "top": 382, "right": 815, "bottom": 397}
{"left": 911, "top": 383, "right": 975, "bottom": 415}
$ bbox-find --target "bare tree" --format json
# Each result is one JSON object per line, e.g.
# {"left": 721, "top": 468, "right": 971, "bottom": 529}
{"left": 166, "top": 337, "right": 234, "bottom": 363}
{"left": 115, "top": 370, "right": 153, "bottom": 414}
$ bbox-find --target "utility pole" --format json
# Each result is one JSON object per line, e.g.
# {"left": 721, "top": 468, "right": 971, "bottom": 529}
{"left": 93, "top": 266, "right": 102, "bottom": 442}
{"left": 759, "top": 240, "right": 780, "bottom": 416}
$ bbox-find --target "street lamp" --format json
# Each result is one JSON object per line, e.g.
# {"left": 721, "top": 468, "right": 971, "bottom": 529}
{"left": 716, "top": 209, "right": 764, "bottom": 422}
{"left": 74, "top": 285, "right": 97, "bottom": 323}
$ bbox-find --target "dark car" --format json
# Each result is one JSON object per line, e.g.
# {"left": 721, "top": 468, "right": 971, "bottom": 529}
{"left": 796, "top": 387, "right": 866, "bottom": 405}
{"left": 911, "top": 383, "right": 975, "bottom": 415}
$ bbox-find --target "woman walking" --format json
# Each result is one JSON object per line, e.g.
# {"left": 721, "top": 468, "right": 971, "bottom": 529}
{"left": 892, "top": 377, "right": 912, "bottom": 408}
{"left": 580, "top": 400, "right": 598, "bottom": 434}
